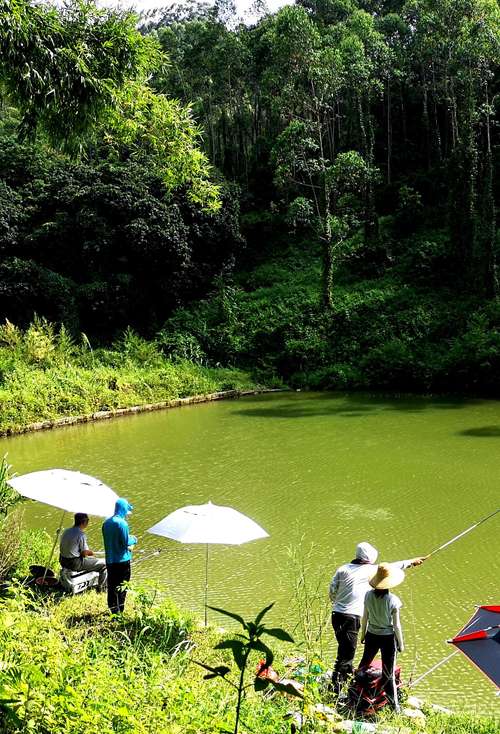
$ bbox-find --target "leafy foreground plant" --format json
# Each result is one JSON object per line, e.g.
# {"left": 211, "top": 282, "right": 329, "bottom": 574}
{"left": 193, "top": 603, "right": 300, "bottom": 734}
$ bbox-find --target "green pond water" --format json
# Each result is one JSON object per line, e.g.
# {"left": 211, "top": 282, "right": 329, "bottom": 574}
{"left": 3, "top": 392, "right": 500, "bottom": 715}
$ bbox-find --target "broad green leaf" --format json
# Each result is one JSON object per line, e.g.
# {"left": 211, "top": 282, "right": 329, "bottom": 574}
{"left": 269, "top": 679, "right": 304, "bottom": 698}
{"left": 254, "top": 602, "right": 274, "bottom": 626}
{"left": 190, "top": 659, "right": 220, "bottom": 674}
{"left": 249, "top": 639, "right": 273, "bottom": 667}
{"left": 254, "top": 676, "right": 270, "bottom": 692}
{"left": 262, "top": 627, "right": 294, "bottom": 643}
{"left": 214, "top": 639, "right": 246, "bottom": 670}
{"left": 208, "top": 606, "right": 246, "bottom": 628}
{"left": 203, "top": 666, "right": 230, "bottom": 680}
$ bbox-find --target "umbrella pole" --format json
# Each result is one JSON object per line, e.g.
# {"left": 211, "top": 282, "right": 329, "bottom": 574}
{"left": 204, "top": 543, "right": 209, "bottom": 627}
{"left": 409, "top": 650, "right": 459, "bottom": 688}
{"left": 42, "top": 509, "right": 66, "bottom": 584}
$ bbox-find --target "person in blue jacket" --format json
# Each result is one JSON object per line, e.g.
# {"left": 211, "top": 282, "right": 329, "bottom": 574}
{"left": 102, "top": 498, "right": 137, "bottom": 613}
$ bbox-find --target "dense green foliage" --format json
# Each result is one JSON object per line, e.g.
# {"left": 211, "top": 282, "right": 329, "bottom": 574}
{"left": 0, "top": 134, "right": 241, "bottom": 336}
{"left": 0, "top": 319, "right": 258, "bottom": 434}
{"left": 0, "top": 0, "right": 219, "bottom": 210}
{"left": 0, "top": 0, "right": 154, "bottom": 151}
{"left": 150, "top": 0, "right": 499, "bottom": 392}
{"left": 1, "top": 0, "right": 498, "bottom": 393}
{"left": 160, "top": 233, "right": 500, "bottom": 393}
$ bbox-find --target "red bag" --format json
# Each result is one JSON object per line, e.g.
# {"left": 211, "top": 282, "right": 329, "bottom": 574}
{"left": 347, "top": 660, "right": 401, "bottom": 714}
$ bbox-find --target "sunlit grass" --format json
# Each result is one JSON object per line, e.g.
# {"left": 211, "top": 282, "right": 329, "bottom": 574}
{"left": 0, "top": 319, "right": 259, "bottom": 434}
{"left": 0, "top": 582, "right": 497, "bottom": 733}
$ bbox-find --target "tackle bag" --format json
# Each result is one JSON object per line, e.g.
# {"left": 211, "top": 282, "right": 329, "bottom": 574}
{"left": 347, "top": 659, "right": 401, "bottom": 714}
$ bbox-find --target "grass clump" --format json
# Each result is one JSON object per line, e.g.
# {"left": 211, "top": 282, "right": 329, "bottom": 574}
{"left": 0, "top": 319, "right": 260, "bottom": 435}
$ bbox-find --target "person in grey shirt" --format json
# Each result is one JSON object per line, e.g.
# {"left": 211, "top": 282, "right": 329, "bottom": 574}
{"left": 59, "top": 513, "right": 107, "bottom": 591}
{"left": 359, "top": 562, "right": 407, "bottom": 712}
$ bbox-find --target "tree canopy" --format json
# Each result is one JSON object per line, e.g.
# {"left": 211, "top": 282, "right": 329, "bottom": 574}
{"left": 0, "top": 0, "right": 499, "bottom": 393}
{"left": 0, "top": 0, "right": 220, "bottom": 211}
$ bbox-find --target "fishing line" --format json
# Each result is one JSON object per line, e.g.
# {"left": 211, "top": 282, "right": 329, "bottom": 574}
{"left": 410, "top": 605, "right": 497, "bottom": 688}
{"left": 409, "top": 650, "right": 460, "bottom": 688}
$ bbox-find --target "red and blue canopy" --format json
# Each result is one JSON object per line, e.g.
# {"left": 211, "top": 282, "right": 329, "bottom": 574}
{"left": 449, "top": 606, "right": 500, "bottom": 690}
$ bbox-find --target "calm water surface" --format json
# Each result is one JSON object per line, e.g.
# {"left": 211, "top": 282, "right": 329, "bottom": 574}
{"left": 3, "top": 393, "right": 500, "bottom": 714}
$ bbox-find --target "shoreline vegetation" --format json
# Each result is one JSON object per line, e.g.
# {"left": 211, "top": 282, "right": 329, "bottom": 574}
{"left": 3, "top": 315, "right": 500, "bottom": 439}
{"left": 0, "top": 580, "right": 497, "bottom": 733}
{"left": 0, "top": 388, "right": 277, "bottom": 438}
{"left": 0, "top": 319, "right": 271, "bottom": 437}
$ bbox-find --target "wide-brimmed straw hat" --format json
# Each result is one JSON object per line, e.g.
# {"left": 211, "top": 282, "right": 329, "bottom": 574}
{"left": 369, "top": 562, "right": 405, "bottom": 590}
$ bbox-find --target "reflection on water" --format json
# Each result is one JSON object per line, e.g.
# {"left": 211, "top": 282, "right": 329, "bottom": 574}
{"left": 334, "top": 503, "right": 393, "bottom": 522}
{"left": 2, "top": 392, "right": 500, "bottom": 714}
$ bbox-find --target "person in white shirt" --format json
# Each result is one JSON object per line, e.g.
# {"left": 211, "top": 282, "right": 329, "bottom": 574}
{"left": 359, "top": 562, "right": 407, "bottom": 712}
{"left": 328, "top": 541, "right": 426, "bottom": 693}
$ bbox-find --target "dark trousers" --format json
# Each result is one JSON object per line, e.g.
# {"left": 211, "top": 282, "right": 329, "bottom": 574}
{"left": 106, "top": 561, "right": 131, "bottom": 614}
{"left": 60, "top": 555, "right": 83, "bottom": 571}
{"left": 358, "top": 631, "right": 399, "bottom": 710}
{"left": 331, "top": 612, "right": 361, "bottom": 693}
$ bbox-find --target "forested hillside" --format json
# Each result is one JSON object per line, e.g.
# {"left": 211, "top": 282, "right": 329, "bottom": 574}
{"left": 1, "top": 0, "right": 499, "bottom": 393}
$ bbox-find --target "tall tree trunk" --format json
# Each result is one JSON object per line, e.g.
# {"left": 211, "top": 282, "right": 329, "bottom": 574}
{"left": 322, "top": 204, "right": 334, "bottom": 310}
{"left": 421, "top": 66, "right": 431, "bottom": 169}
{"left": 360, "top": 93, "right": 379, "bottom": 244}
{"left": 386, "top": 76, "right": 392, "bottom": 185}
{"left": 399, "top": 86, "right": 407, "bottom": 163}
{"left": 431, "top": 63, "right": 442, "bottom": 161}
{"left": 448, "top": 69, "right": 477, "bottom": 286}
{"left": 475, "top": 83, "right": 497, "bottom": 297}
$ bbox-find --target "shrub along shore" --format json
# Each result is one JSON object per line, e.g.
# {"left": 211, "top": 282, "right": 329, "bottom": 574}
{"left": 0, "top": 319, "right": 265, "bottom": 436}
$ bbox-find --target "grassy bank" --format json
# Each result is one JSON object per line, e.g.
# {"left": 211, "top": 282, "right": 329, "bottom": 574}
{"left": 0, "top": 320, "right": 262, "bottom": 435}
{"left": 0, "top": 586, "right": 497, "bottom": 734}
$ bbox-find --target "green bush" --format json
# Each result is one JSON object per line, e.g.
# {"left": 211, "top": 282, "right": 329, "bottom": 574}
{"left": 0, "top": 320, "right": 258, "bottom": 434}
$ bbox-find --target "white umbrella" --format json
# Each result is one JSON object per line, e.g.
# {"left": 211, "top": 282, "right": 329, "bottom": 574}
{"left": 147, "top": 501, "right": 269, "bottom": 624}
{"left": 8, "top": 469, "right": 118, "bottom": 580}
{"left": 8, "top": 469, "right": 118, "bottom": 517}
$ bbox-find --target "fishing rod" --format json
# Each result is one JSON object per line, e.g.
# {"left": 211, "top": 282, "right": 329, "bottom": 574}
{"left": 133, "top": 549, "right": 162, "bottom": 565}
{"left": 410, "top": 618, "right": 471, "bottom": 688}
{"left": 410, "top": 619, "right": 500, "bottom": 688}
{"left": 90, "top": 546, "right": 194, "bottom": 565}
{"left": 132, "top": 547, "right": 194, "bottom": 565}
{"left": 428, "top": 507, "right": 500, "bottom": 557}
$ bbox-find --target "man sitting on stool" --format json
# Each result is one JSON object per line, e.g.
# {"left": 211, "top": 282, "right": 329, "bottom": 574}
{"left": 59, "top": 513, "right": 107, "bottom": 591}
